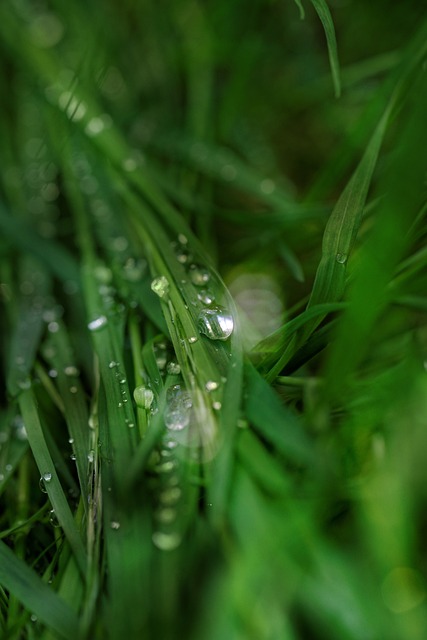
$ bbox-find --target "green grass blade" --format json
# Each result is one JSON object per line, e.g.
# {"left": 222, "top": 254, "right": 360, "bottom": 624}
{"left": 309, "top": 0, "right": 341, "bottom": 97}
{"left": 18, "top": 389, "right": 86, "bottom": 574}
{"left": 0, "top": 540, "right": 80, "bottom": 640}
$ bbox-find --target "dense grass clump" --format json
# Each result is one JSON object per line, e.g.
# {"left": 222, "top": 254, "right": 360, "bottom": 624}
{"left": 1, "top": 1, "right": 427, "bottom": 638}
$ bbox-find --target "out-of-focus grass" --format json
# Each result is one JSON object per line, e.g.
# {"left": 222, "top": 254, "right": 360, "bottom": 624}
{"left": 0, "top": 1, "right": 427, "bottom": 638}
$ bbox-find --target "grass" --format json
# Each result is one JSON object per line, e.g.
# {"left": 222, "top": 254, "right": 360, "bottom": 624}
{"left": 1, "top": 0, "right": 427, "bottom": 638}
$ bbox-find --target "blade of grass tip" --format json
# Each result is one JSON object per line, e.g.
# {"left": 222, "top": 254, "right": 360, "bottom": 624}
{"left": 18, "top": 388, "right": 86, "bottom": 574}
{"left": 309, "top": 0, "right": 341, "bottom": 98}
{"left": 0, "top": 540, "right": 80, "bottom": 640}
{"left": 323, "top": 71, "right": 427, "bottom": 400}
{"left": 253, "top": 302, "right": 346, "bottom": 377}
{"left": 300, "top": 102, "right": 392, "bottom": 345}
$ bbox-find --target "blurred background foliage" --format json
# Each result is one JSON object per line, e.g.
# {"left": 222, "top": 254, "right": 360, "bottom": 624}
{"left": 1, "top": 0, "right": 427, "bottom": 639}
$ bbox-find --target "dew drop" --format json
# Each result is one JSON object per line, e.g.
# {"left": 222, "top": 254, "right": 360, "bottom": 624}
{"left": 155, "top": 508, "right": 177, "bottom": 524}
{"left": 167, "top": 362, "right": 181, "bottom": 375}
{"left": 133, "top": 386, "right": 154, "bottom": 409}
{"left": 164, "top": 408, "right": 190, "bottom": 431}
{"left": 205, "top": 380, "right": 219, "bottom": 392}
{"left": 260, "top": 178, "right": 276, "bottom": 194}
{"left": 69, "top": 386, "right": 78, "bottom": 394}
{"left": 336, "top": 253, "right": 348, "bottom": 264}
{"left": 108, "top": 361, "right": 119, "bottom": 369}
{"left": 49, "top": 509, "right": 60, "bottom": 528}
{"left": 178, "top": 234, "right": 188, "bottom": 245}
{"left": 188, "top": 336, "right": 198, "bottom": 344}
{"left": 64, "top": 365, "right": 79, "bottom": 377}
{"left": 151, "top": 276, "right": 169, "bottom": 299}
{"left": 88, "top": 315, "right": 108, "bottom": 331}
{"left": 39, "top": 472, "right": 52, "bottom": 493}
{"left": 189, "top": 264, "right": 210, "bottom": 286}
{"left": 197, "top": 289, "right": 215, "bottom": 305}
{"left": 152, "top": 531, "right": 182, "bottom": 551}
{"left": 159, "top": 487, "right": 182, "bottom": 505}
{"left": 70, "top": 453, "right": 76, "bottom": 461}
{"left": 110, "top": 521, "right": 121, "bottom": 530}
{"left": 212, "top": 401, "right": 222, "bottom": 410}
{"left": 198, "top": 308, "right": 234, "bottom": 341}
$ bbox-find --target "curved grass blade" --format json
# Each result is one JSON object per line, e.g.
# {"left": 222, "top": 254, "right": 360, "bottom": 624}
{"left": 309, "top": 0, "right": 341, "bottom": 98}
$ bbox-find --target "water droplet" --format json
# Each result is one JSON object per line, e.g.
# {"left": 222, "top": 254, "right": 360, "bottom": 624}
{"left": 151, "top": 276, "right": 169, "bottom": 299}
{"left": 39, "top": 472, "right": 52, "bottom": 492}
{"left": 165, "top": 408, "right": 190, "bottom": 431}
{"left": 176, "top": 249, "right": 192, "bottom": 265}
{"left": 159, "top": 487, "right": 182, "bottom": 505}
{"left": 87, "top": 450, "right": 95, "bottom": 463}
{"left": 198, "top": 308, "right": 234, "bottom": 341}
{"left": 133, "top": 386, "right": 154, "bottom": 409}
{"left": 30, "top": 614, "right": 38, "bottom": 623}
{"left": 108, "top": 361, "right": 119, "bottom": 369}
{"left": 167, "top": 362, "right": 181, "bottom": 375}
{"left": 197, "top": 289, "right": 215, "bottom": 305}
{"left": 68, "top": 437, "right": 74, "bottom": 444}
{"left": 155, "top": 508, "right": 177, "bottom": 524}
{"left": 189, "top": 265, "right": 210, "bottom": 286}
{"left": 88, "top": 315, "right": 108, "bottom": 331}
{"left": 212, "top": 401, "right": 222, "bottom": 410}
{"left": 70, "top": 453, "right": 76, "bottom": 461}
{"left": 152, "top": 531, "right": 182, "bottom": 551}
{"left": 110, "top": 521, "right": 121, "bottom": 530}
{"left": 5, "top": 464, "right": 12, "bottom": 472}
{"left": 188, "top": 336, "right": 198, "bottom": 344}
{"left": 69, "top": 386, "right": 78, "bottom": 394}
{"left": 93, "top": 265, "right": 112, "bottom": 284}
{"left": 237, "top": 418, "right": 249, "bottom": 429}
{"left": 85, "top": 115, "right": 111, "bottom": 137}
{"left": 64, "top": 365, "right": 79, "bottom": 377}
{"left": 336, "top": 253, "right": 348, "bottom": 264}
{"left": 49, "top": 509, "right": 60, "bottom": 528}
{"left": 205, "top": 380, "right": 219, "bottom": 392}
{"left": 48, "top": 321, "right": 59, "bottom": 333}
{"left": 260, "top": 178, "right": 276, "bottom": 194}
{"left": 123, "top": 258, "right": 146, "bottom": 282}
{"left": 122, "top": 157, "right": 137, "bottom": 172}
{"left": 178, "top": 234, "right": 188, "bottom": 245}
{"left": 221, "top": 164, "right": 237, "bottom": 181}
{"left": 156, "top": 460, "right": 176, "bottom": 473}
{"left": 17, "top": 378, "right": 32, "bottom": 390}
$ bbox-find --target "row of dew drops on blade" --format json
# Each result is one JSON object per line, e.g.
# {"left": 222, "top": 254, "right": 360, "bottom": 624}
{"left": 87, "top": 234, "right": 235, "bottom": 550}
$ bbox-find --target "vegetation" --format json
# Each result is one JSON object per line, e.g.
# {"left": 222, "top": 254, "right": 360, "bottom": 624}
{"left": 1, "top": 0, "right": 427, "bottom": 638}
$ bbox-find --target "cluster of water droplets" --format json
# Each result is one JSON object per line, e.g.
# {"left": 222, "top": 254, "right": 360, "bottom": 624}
{"left": 150, "top": 235, "right": 234, "bottom": 342}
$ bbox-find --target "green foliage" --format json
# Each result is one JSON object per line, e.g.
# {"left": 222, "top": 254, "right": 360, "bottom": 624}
{"left": 0, "top": 1, "right": 426, "bottom": 639}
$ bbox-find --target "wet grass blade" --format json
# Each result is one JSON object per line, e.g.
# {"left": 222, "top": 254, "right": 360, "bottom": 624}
{"left": 0, "top": 540, "right": 80, "bottom": 640}
{"left": 18, "top": 389, "right": 86, "bottom": 574}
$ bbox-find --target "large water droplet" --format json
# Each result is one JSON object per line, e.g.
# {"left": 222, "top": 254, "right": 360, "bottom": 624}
{"left": 133, "top": 386, "right": 154, "bottom": 409}
{"left": 336, "top": 253, "right": 348, "bottom": 264}
{"left": 198, "top": 308, "right": 234, "bottom": 341}
{"left": 88, "top": 315, "right": 108, "bottom": 331}
{"left": 189, "top": 265, "right": 210, "bottom": 286}
{"left": 164, "top": 407, "right": 190, "bottom": 431}
{"left": 39, "top": 472, "right": 52, "bottom": 493}
{"left": 151, "top": 276, "right": 170, "bottom": 299}
{"left": 152, "top": 531, "right": 182, "bottom": 551}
